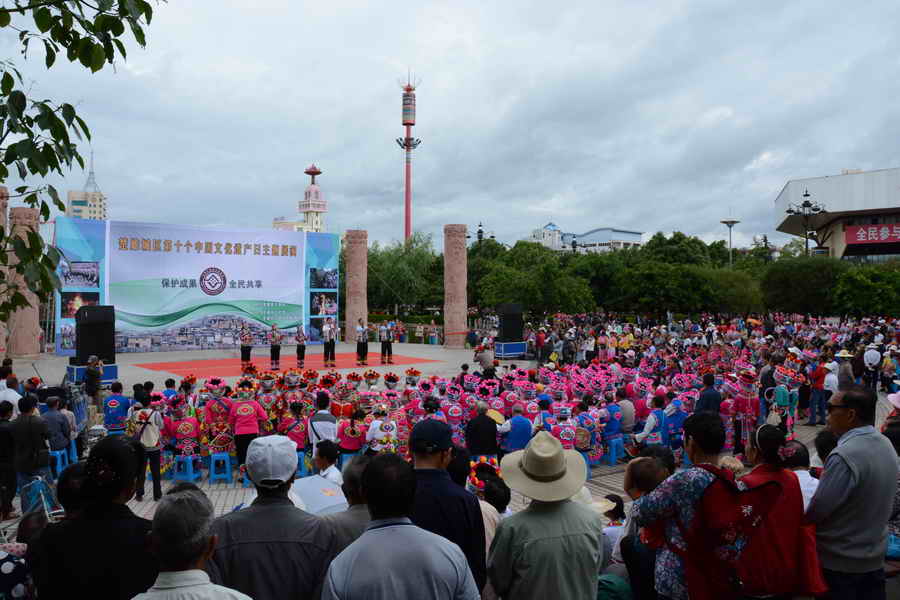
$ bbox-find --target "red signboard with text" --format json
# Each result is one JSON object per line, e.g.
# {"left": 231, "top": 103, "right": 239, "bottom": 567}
{"left": 845, "top": 224, "right": 900, "bottom": 245}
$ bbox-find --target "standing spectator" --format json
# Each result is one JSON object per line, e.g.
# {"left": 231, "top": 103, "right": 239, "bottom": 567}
{"left": 83, "top": 355, "right": 104, "bottom": 407}
{"left": 489, "top": 431, "right": 604, "bottom": 600}
{"left": 137, "top": 490, "right": 251, "bottom": 600}
{"left": 11, "top": 395, "right": 49, "bottom": 489}
{"left": 41, "top": 397, "right": 70, "bottom": 476}
{"left": 409, "top": 419, "right": 487, "bottom": 592}
{"left": 29, "top": 435, "right": 158, "bottom": 600}
{"left": 807, "top": 385, "right": 899, "bottom": 600}
{"left": 863, "top": 343, "right": 882, "bottom": 390}
{"left": 780, "top": 439, "right": 819, "bottom": 510}
{"left": 308, "top": 391, "right": 338, "bottom": 455}
{"left": 737, "top": 424, "right": 826, "bottom": 597}
{"left": 465, "top": 401, "right": 499, "bottom": 458}
{"left": 694, "top": 373, "right": 722, "bottom": 414}
{"left": 59, "top": 397, "right": 78, "bottom": 457}
{"left": 206, "top": 436, "right": 336, "bottom": 600}
{"left": 322, "top": 453, "right": 480, "bottom": 600}
{"left": 322, "top": 455, "right": 371, "bottom": 554}
{"left": 808, "top": 359, "right": 828, "bottom": 426}
{"left": 836, "top": 349, "right": 856, "bottom": 390}
{"left": 0, "top": 377, "right": 20, "bottom": 419}
{"left": 130, "top": 392, "right": 165, "bottom": 502}
{"left": 0, "top": 401, "right": 16, "bottom": 521}
{"left": 161, "top": 379, "right": 178, "bottom": 401}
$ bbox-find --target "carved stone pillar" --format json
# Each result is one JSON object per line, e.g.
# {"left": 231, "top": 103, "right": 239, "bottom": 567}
{"left": 344, "top": 230, "right": 368, "bottom": 340}
{"left": 0, "top": 188, "right": 7, "bottom": 356}
{"left": 8, "top": 206, "right": 41, "bottom": 357}
{"left": 443, "top": 224, "right": 467, "bottom": 348}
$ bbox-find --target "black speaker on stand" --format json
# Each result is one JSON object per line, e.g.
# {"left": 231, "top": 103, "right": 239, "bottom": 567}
{"left": 73, "top": 305, "right": 116, "bottom": 366}
{"left": 497, "top": 303, "right": 524, "bottom": 342}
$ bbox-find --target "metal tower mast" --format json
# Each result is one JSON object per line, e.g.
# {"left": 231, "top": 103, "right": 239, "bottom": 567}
{"left": 396, "top": 76, "right": 421, "bottom": 241}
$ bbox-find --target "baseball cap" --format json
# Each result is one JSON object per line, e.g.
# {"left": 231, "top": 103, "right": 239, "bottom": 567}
{"left": 245, "top": 436, "right": 298, "bottom": 488}
{"left": 410, "top": 419, "right": 453, "bottom": 454}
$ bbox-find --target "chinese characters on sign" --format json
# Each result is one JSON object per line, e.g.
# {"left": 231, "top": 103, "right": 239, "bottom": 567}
{"left": 118, "top": 238, "right": 298, "bottom": 257}
{"left": 845, "top": 224, "right": 900, "bottom": 245}
{"left": 161, "top": 279, "right": 265, "bottom": 289}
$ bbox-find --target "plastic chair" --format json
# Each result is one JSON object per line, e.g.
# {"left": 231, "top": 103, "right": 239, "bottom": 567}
{"left": 209, "top": 452, "right": 233, "bottom": 484}
{"left": 49, "top": 449, "right": 68, "bottom": 480}
{"left": 173, "top": 454, "right": 201, "bottom": 483}
{"left": 605, "top": 437, "right": 624, "bottom": 466}
{"left": 68, "top": 439, "right": 78, "bottom": 464}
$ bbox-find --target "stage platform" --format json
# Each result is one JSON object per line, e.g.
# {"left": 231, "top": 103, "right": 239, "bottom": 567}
{"left": 15, "top": 342, "right": 476, "bottom": 387}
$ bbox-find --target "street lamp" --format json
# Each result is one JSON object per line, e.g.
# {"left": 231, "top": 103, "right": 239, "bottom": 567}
{"left": 720, "top": 218, "right": 740, "bottom": 267}
{"left": 785, "top": 189, "right": 825, "bottom": 256}
{"left": 571, "top": 239, "right": 578, "bottom": 254}
{"left": 466, "top": 222, "right": 495, "bottom": 244}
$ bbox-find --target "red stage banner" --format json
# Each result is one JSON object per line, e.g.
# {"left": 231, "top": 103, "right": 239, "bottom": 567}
{"left": 845, "top": 224, "right": 900, "bottom": 245}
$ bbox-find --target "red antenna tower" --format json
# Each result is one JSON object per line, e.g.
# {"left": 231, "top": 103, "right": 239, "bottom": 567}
{"left": 396, "top": 72, "right": 421, "bottom": 241}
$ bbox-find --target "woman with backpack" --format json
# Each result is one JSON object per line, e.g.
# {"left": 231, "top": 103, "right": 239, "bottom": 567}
{"left": 129, "top": 391, "right": 165, "bottom": 502}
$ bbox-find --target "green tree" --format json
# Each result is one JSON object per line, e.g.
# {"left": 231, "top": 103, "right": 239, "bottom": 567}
{"left": 0, "top": 0, "right": 154, "bottom": 322}
{"left": 778, "top": 238, "right": 806, "bottom": 259}
{"left": 707, "top": 240, "right": 730, "bottom": 268}
{"left": 367, "top": 232, "right": 440, "bottom": 313}
{"left": 641, "top": 231, "right": 710, "bottom": 265}
{"left": 760, "top": 257, "right": 850, "bottom": 315}
{"left": 833, "top": 265, "right": 900, "bottom": 316}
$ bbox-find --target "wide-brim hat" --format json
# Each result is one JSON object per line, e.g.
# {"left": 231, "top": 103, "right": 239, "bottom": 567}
{"left": 836, "top": 350, "right": 853, "bottom": 358}
{"left": 867, "top": 343, "right": 879, "bottom": 349}
{"left": 889, "top": 392, "right": 900, "bottom": 411}
{"left": 501, "top": 431, "right": 586, "bottom": 502}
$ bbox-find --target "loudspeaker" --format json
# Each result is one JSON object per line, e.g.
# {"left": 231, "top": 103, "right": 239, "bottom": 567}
{"left": 497, "top": 303, "right": 524, "bottom": 342}
{"left": 75, "top": 305, "right": 116, "bottom": 365}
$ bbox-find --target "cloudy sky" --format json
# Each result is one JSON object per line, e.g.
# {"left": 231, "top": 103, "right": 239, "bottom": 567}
{"left": 7, "top": 1, "right": 900, "bottom": 249}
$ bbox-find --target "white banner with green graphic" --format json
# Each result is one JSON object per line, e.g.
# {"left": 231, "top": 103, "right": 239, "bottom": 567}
{"left": 107, "top": 221, "right": 306, "bottom": 352}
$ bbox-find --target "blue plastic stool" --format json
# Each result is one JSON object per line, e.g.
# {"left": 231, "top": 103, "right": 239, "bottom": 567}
{"left": 49, "top": 449, "right": 68, "bottom": 480}
{"left": 68, "top": 439, "right": 78, "bottom": 464}
{"left": 605, "top": 437, "right": 624, "bottom": 466}
{"left": 296, "top": 451, "right": 310, "bottom": 478}
{"left": 209, "top": 453, "right": 233, "bottom": 484}
{"left": 173, "top": 455, "right": 201, "bottom": 482}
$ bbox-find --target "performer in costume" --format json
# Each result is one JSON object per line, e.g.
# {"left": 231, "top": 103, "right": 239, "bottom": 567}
{"left": 256, "top": 372, "right": 284, "bottom": 433}
{"left": 269, "top": 324, "right": 283, "bottom": 371}
{"left": 379, "top": 321, "right": 394, "bottom": 364}
{"left": 355, "top": 318, "right": 369, "bottom": 367}
{"left": 201, "top": 378, "right": 234, "bottom": 456}
{"left": 239, "top": 323, "right": 253, "bottom": 372}
{"left": 322, "top": 317, "right": 337, "bottom": 369}
{"left": 295, "top": 326, "right": 307, "bottom": 368}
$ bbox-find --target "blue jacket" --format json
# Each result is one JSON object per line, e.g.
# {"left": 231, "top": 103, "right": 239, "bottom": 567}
{"left": 604, "top": 404, "right": 622, "bottom": 438}
{"left": 505, "top": 415, "right": 532, "bottom": 451}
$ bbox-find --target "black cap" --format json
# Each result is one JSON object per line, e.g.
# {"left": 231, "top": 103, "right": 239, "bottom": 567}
{"left": 410, "top": 419, "right": 453, "bottom": 453}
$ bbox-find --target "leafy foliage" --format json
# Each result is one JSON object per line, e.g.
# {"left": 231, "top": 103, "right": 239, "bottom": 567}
{"left": 0, "top": 0, "right": 155, "bottom": 323}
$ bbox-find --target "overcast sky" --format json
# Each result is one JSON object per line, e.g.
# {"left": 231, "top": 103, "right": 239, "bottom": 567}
{"left": 7, "top": 1, "right": 900, "bottom": 249}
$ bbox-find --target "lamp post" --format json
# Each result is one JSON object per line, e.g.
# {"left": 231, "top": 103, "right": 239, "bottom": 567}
{"left": 571, "top": 239, "right": 578, "bottom": 254}
{"left": 466, "top": 222, "right": 495, "bottom": 245}
{"left": 720, "top": 218, "right": 740, "bottom": 267}
{"left": 785, "top": 189, "right": 825, "bottom": 256}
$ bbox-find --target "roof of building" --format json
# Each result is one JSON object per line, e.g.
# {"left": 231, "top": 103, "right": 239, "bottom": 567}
{"left": 543, "top": 222, "right": 560, "bottom": 231}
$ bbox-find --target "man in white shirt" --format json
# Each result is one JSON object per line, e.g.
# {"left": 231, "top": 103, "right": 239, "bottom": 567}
{"left": 0, "top": 377, "right": 21, "bottom": 418}
{"left": 864, "top": 344, "right": 882, "bottom": 390}
{"left": 315, "top": 440, "right": 344, "bottom": 485}
{"left": 137, "top": 490, "right": 251, "bottom": 600}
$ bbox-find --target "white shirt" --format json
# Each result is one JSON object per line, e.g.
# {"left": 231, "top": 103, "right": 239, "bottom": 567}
{"left": 134, "top": 569, "right": 252, "bottom": 600}
{"left": 635, "top": 412, "right": 659, "bottom": 443}
{"left": 0, "top": 388, "right": 21, "bottom": 418}
{"left": 864, "top": 349, "right": 882, "bottom": 369}
{"left": 322, "top": 463, "right": 343, "bottom": 486}
{"left": 796, "top": 469, "right": 819, "bottom": 512}
{"left": 824, "top": 372, "right": 839, "bottom": 393}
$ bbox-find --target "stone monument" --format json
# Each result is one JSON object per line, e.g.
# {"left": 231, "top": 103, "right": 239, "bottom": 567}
{"left": 443, "top": 224, "right": 467, "bottom": 348}
{"left": 344, "top": 230, "right": 368, "bottom": 338}
{"left": 8, "top": 206, "right": 41, "bottom": 357}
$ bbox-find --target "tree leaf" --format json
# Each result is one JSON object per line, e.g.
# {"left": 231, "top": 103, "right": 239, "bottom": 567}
{"left": 0, "top": 71, "right": 13, "bottom": 95}
{"left": 113, "top": 38, "right": 126, "bottom": 59}
{"left": 0, "top": 12, "right": 10, "bottom": 28}
{"left": 110, "top": 18, "right": 125, "bottom": 37}
{"left": 34, "top": 7, "right": 52, "bottom": 33}
{"left": 78, "top": 38, "right": 94, "bottom": 69}
{"left": 44, "top": 42, "right": 55, "bottom": 68}
{"left": 47, "top": 185, "right": 64, "bottom": 211}
{"left": 61, "top": 103, "right": 75, "bottom": 126}
{"left": 90, "top": 43, "right": 105, "bottom": 72}
{"left": 74, "top": 115, "right": 91, "bottom": 141}
{"left": 7, "top": 90, "right": 26, "bottom": 117}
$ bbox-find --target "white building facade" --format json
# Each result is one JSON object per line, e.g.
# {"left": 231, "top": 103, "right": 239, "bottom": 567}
{"left": 525, "top": 223, "right": 643, "bottom": 253}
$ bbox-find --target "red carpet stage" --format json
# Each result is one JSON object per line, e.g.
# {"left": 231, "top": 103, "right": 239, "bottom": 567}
{"left": 134, "top": 352, "right": 440, "bottom": 378}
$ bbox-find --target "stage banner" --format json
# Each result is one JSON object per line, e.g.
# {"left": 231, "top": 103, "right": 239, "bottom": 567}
{"left": 54, "top": 217, "right": 108, "bottom": 356}
{"left": 305, "top": 232, "right": 340, "bottom": 344}
{"left": 107, "top": 221, "right": 306, "bottom": 353}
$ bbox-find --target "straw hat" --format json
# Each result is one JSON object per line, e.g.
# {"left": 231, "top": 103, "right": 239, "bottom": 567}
{"left": 570, "top": 486, "right": 615, "bottom": 514}
{"left": 501, "top": 431, "right": 586, "bottom": 502}
{"left": 835, "top": 349, "right": 853, "bottom": 358}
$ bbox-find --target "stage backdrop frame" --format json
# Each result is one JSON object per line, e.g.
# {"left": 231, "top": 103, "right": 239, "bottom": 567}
{"left": 53, "top": 217, "right": 339, "bottom": 354}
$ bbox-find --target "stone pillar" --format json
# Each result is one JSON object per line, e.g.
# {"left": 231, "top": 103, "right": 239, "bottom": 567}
{"left": 0, "top": 188, "right": 7, "bottom": 357}
{"left": 8, "top": 206, "right": 41, "bottom": 357}
{"left": 344, "top": 230, "right": 368, "bottom": 340}
{"left": 443, "top": 224, "right": 468, "bottom": 348}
